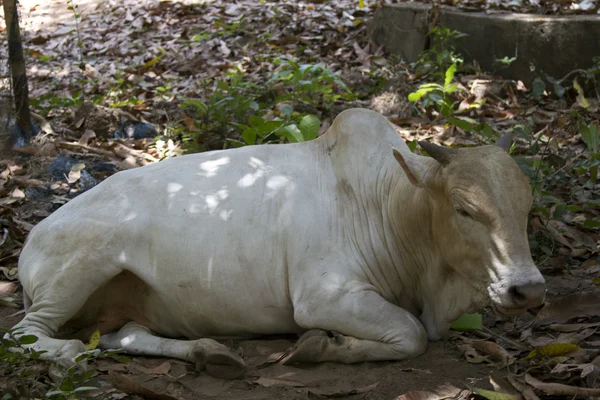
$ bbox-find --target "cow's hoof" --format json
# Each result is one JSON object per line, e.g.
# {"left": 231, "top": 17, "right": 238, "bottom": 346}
{"left": 194, "top": 346, "right": 246, "bottom": 379}
{"left": 51, "top": 340, "right": 88, "bottom": 378}
{"left": 280, "top": 329, "right": 330, "bottom": 364}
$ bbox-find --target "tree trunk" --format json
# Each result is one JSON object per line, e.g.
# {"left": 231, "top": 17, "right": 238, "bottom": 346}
{"left": 3, "top": 0, "right": 33, "bottom": 146}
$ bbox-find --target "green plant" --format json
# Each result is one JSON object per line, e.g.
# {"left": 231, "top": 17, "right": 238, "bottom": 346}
{"left": 179, "top": 60, "right": 352, "bottom": 152}
{"left": 575, "top": 114, "right": 600, "bottom": 183}
{"left": 0, "top": 329, "right": 128, "bottom": 399}
{"left": 269, "top": 58, "right": 353, "bottom": 110}
{"left": 66, "top": 0, "right": 83, "bottom": 65}
{"left": 408, "top": 63, "right": 461, "bottom": 117}
{"left": 414, "top": 26, "right": 466, "bottom": 79}
{"left": 409, "top": 63, "right": 499, "bottom": 141}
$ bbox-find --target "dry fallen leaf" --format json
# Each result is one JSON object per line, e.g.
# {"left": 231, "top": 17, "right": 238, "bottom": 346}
{"left": 79, "top": 130, "right": 97, "bottom": 146}
{"left": 309, "top": 382, "right": 379, "bottom": 398}
{"left": 150, "top": 360, "right": 172, "bottom": 375}
{"left": 0, "top": 281, "right": 17, "bottom": 297}
{"left": 459, "top": 344, "right": 488, "bottom": 363}
{"left": 471, "top": 340, "right": 514, "bottom": 367}
{"left": 394, "top": 392, "right": 441, "bottom": 400}
{"left": 67, "top": 163, "right": 86, "bottom": 184}
{"left": 534, "top": 292, "right": 600, "bottom": 326}
{"left": 108, "top": 371, "right": 179, "bottom": 400}
{"left": 524, "top": 373, "right": 600, "bottom": 397}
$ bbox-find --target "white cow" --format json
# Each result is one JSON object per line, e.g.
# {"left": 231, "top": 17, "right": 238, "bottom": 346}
{"left": 14, "top": 108, "right": 545, "bottom": 379}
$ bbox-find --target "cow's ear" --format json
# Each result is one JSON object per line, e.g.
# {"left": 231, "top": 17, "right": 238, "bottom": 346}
{"left": 393, "top": 148, "right": 434, "bottom": 188}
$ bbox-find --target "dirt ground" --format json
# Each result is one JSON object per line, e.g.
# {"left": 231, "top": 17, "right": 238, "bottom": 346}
{"left": 1, "top": 266, "right": 597, "bottom": 400}
{"left": 0, "top": 303, "right": 491, "bottom": 400}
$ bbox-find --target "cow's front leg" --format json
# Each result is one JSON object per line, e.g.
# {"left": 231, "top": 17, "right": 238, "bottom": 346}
{"left": 284, "top": 288, "right": 427, "bottom": 364}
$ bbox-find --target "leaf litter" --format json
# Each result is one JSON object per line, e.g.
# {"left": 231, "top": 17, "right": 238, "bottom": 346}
{"left": 0, "top": 0, "right": 599, "bottom": 399}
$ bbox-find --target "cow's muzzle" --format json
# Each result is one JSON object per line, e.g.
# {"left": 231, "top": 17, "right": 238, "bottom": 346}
{"left": 491, "top": 281, "right": 546, "bottom": 316}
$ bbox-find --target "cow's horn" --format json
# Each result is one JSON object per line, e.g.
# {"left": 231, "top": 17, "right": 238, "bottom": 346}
{"left": 495, "top": 132, "right": 513, "bottom": 152}
{"left": 418, "top": 141, "right": 458, "bottom": 165}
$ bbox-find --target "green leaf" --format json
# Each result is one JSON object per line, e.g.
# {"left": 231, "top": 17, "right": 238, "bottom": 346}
{"left": 264, "top": 120, "right": 285, "bottom": 133}
{"left": 471, "top": 387, "right": 520, "bottom": 400}
{"left": 115, "top": 355, "right": 131, "bottom": 363}
{"left": 552, "top": 203, "right": 567, "bottom": 220}
{"left": 419, "top": 83, "right": 444, "bottom": 89}
{"left": 280, "top": 104, "right": 294, "bottom": 119}
{"left": 553, "top": 83, "right": 565, "bottom": 98}
{"left": 584, "top": 219, "right": 600, "bottom": 228}
{"left": 181, "top": 99, "right": 207, "bottom": 114}
{"left": 531, "top": 77, "right": 546, "bottom": 97}
{"left": 408, "top": 88, "right": 434, "bottom": 102}
{"left": 444, "top": 83, "right": 461, "bottom": 93}
{"left": 277, "top": 124, "right": 303, "bottom": 143}
{"left": 248, "top": 116, "right": 265, "bottom": 128}
{"left": 298, "top": 114, "right": 320, "bottom": 141}
{"left": 84, "top": 329, "right": 100, "bottom": 351}
{"left": 446, "top": 115, "right": 476, "bottom": 132}
{"left": 578, "top": 117, "right": 599, "bottom": 153}
{"left": 450, "top": 313, "right": 482, "bottom": 331}
{"left": 73, "top": 386, "right": 100, "bottom": 392}
{"left": 16, "top": 335, "right": 38, "bottom": 345}
{"left": 573, "top": 80, "right": 590, "bottom": 109}
{"left": 242, "top": 127, "right": 257, "bottom": 145}
{"left": 407, "top": 140, "right": 418, "bottom": 153}
{"left": 444, "top": 63, "right": 457, "bottom": 88}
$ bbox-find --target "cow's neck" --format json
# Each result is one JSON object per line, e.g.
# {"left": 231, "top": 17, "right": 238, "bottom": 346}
{"left": 385, "top": 172, "right": 486, "bottom": 339}
{"left": 320, "top": 126, "right": 484, "bottom": 338}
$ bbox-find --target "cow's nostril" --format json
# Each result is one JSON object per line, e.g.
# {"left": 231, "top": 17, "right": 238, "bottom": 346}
{"left": 508, "top": 285, "right": 527, "bottom": 307}
{"left": 509, "top": 282, "right": 546, "bottom": 308}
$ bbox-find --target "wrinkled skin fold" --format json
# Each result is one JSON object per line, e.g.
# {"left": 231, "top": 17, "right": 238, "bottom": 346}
{"left": 13, "top": 108, "right": 545, "bottom": 378}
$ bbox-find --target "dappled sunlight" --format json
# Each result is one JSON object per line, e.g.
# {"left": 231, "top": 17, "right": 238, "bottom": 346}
{"left": 266, "top": 175, "right": 291, "bottom": 198}
{"left": 120, "top": 333, "right": 136, "bottom": 347}
{"left": 197, "top": 157, "right": 230, "bottom": 178}
{"left": 237, "top": 157, "right": 269, "bottom": 188}
{"left": 204, "top": 187, "right": 229, "bottom": 213}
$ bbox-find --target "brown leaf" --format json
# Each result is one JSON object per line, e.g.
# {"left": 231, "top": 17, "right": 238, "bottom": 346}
{"left": 548, "top": 322, "right": 600, "bottom": 332}
{"left": 471, "top": 341, "right": 514, "bottom": 367}
{"left": 551, "top": 363, "right": 600, "bottom": 387}
{"left": 535, "top": 292, "right": 600, "bottom": 326}
{"left": 108, "top": 371, "right": 179, "bottom": 400}
{"left": 459, "top": 344, "right": 488, "bottom": 363}
{"left": 507, "top": 376, "right": 540, "bottom": 400}
{"left": 489, "top": 373, "right": 522, "bottom": 398}
{"left": 395, "top": 392, "right": 440, "bottom": 400}
{"left": 309, "top": 382, "right": 379, "bottom": 398}
{"left": 0, "top": 281, "right": 17, "bottom": 297}
{"left": 79, "top": 130, "right": 97, "bottom": 146}
{"left": 549, "top": 220, "right": 597, "bottom": 249}
{"left": 150, "top": 361, "right": 172, "bottom": 375}
{"left": 252, "top": 376, "right": 306, "bottom": 388}
{"left": 10, "top": 176, "right": 44, "bottom": 187}
{"left": 10, "top": 188, "right": 25, "bottom": 199}
{"left": 524, "top": 373, "right": 600, "bottom": 397}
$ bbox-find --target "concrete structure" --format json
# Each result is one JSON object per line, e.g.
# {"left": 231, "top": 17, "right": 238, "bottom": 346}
{"left": 369, "top": 3, "right": 600, "bottom": 82}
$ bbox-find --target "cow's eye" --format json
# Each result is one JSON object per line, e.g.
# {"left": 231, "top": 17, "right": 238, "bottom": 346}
{"left": 455, "top": 207, "right": 473, "bottom": 218}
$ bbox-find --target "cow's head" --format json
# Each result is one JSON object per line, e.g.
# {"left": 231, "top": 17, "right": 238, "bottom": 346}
{"left": 392, "top": 135, "right": 546, "bottom": 316}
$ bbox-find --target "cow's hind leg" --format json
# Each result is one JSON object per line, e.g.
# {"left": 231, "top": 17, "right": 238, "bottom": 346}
{"left": 11, "top": 256, "right": 122, "bottom": 365}
{"left": 99, "top": 322, "right": 246, "bottom": 379}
